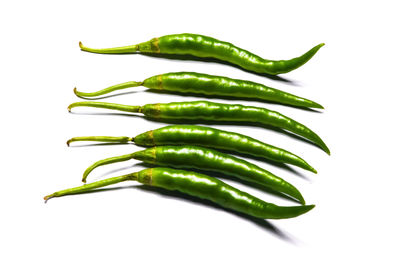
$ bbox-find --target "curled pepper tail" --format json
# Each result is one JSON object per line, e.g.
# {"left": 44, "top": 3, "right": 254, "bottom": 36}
{"left": 272, "top": 43, "right": 325, "bottom": 75}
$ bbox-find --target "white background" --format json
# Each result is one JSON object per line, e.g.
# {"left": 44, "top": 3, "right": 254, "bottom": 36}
{"left": 1, "top": 0, "right": 399, "bottom": 255}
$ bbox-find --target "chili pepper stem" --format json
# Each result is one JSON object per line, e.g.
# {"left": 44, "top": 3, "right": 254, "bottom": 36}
{"left": 66, "top": 136, "right": 133, "bottom": 146}
{"left": 68, "top": 101, "right": 142, "bottom": 113}
{"left": 79, "top": 41, "right": 138, "bottom": 54}
{"left": 74, "top": 81, "right": 143, "bottom": 98}
{"left": 44, "top": 172, "right": 138, "bottom": 201}
{"left": 82, "top": 153, "right": 135, "bottom": 183}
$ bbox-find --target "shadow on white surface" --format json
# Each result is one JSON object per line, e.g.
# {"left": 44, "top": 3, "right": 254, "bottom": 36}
{"left": 80, "top": 49, "right": 298, "bottom": 85}
{"left": 45, "top": 183, "right": 300, "bottom": 244}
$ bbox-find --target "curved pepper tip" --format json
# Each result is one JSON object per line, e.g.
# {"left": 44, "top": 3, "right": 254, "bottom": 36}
{"left": 325, "top": 147, "right": 331, "bottom": 155}
{"left": 307, "top": 204, "right": 316, "bottom": 211}
{"left": 299, "top": 204, "right": 315, "bottom": 214}
{"left": 311, "top": 43, "right": 325, "bottom": 55}
{"left": 313, "top": 102, "right": 324, "bottom": 109}
{"left": 318, "top": 141, "right": 330, "bottom": 155}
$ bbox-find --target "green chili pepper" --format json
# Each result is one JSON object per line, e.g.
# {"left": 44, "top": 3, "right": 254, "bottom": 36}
{"left": 44, "top": 167, "right": 315, "bottom": 219}
{"left": 79, "top": 34, "right": 324, "bottom": 75}
{"left": 67, "top": 125, "right": 316, "bottom": 173}
{"left": 68, "top": 101, "right": 330, "bottom": 154}
{"left": 74, "top": 72, "right": 323, "bottom": 109}
{"left": 80, "top": 145, "right": 306, "bottom": 204}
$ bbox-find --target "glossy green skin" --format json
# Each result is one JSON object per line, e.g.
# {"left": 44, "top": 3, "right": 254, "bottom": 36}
{"left": 132, "top": 146, "right": 304, "bottom": 204}
{"left": 141, "top": 101, "right": 329, "bottom": 154}
{"left": 134, "top": 125, "right": 316, "bottom": 172}
{"left": 155, "top": 34, "right": 323, "bottom": 75}
{"left": 80, "top": 34, "right": 324, "bottom": 75}
{"left": 45, "top": 167, "right": 314, "bottom": 219}
{"left": 142, "top": 72, "right": 322, "bottom": 109}
{"left": 68, "top": 100, "right": 329, "bottom": 154}
{"left": 138, "top": 168, "right": 314, "bottom": 219}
